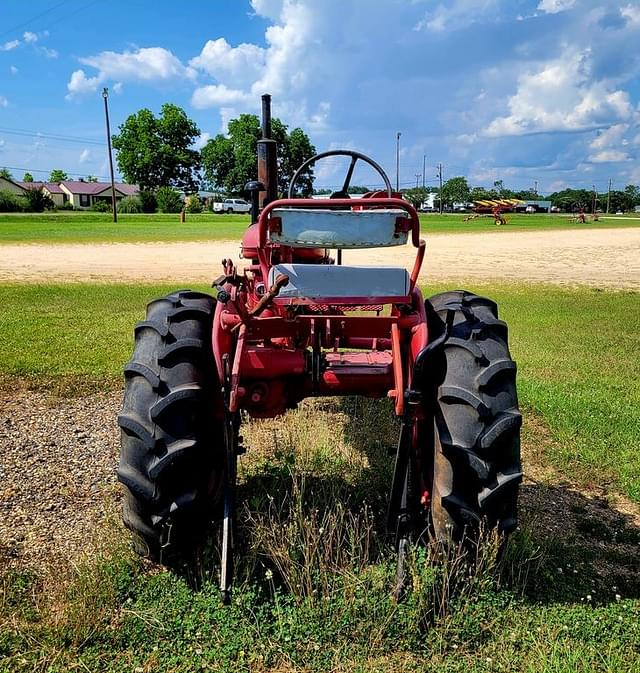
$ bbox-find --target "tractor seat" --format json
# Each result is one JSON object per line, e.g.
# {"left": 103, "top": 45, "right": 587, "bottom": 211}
{"left": 268, "top": 263, "right": 411, "bottom": 305}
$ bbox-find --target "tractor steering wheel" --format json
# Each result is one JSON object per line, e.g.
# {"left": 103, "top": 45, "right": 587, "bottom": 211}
{"left": 287, "top": 149, "right": 393, "bottom": 199}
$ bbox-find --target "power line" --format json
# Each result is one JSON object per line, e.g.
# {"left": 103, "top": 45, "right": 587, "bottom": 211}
{"left": 0, "top": 126, "right": 105, "bottom": 146}
{"left": 0, "top": 165, "right": 113, "bottom": 181}
{"left": 0, "top": 0, "right": 70, "bottom": 40}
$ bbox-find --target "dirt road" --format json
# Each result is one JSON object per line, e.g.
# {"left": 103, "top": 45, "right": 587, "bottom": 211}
{"left": 1, "top": 227, "right": 639, "bottom": 287}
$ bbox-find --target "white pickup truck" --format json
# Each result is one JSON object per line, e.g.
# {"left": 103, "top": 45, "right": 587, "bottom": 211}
{"left": 213, "top": 198, "right": 251, "bottom": 214}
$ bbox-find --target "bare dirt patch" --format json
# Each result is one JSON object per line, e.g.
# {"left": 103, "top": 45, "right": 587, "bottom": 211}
{"left": 1, "top": 227, "right": 638, "bottom": 288}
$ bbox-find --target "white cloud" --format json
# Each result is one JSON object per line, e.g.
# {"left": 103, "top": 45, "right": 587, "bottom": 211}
{"left": 0, "top": 96, "right": 8, "bottom": 108}
{"left": 66, "top": 69, "right": 102, "bottom": 99}
{"left": 484, "top": 48, "right": 634, "bottom": 136}
{"left": 250, "top": 0, "right": 284, "bottom": 21}
{"left": 588, "top": 150, "right": 630, "bottom": 162}
{"left": 0, "top": 40, "right": 20, "bottom": 52}
{"left": 39, "top": 47, "right": 58, "bottom": 59}
{"left": 79, "top": 47, "right": 194, "bottom": 84}
{"left": 414, "top": 0, "right": 500, "bottom": 32}
{"left": 9, "top": 66, "right": 18, "bottom": 75}
{"left": 590, "top": 123, "right": 629, "bottom": 150}
{"left": 23, "top": 31, "right": 38, "bottom": 43}
{"left": 621, "top": 4, "right": 640, "bottom": 23}
{"left": 537, "top": 0, "right": 576, "bottom": 14}
{"left": 191, "top": 84, "right": 252, "bottom": 109}
{"left": 193, "top": 132, "right": 211, "bottom": 150}
{"left": 79, "top": 148, "right": 90, "bottom": 164}
{"left": 67, "top": 47, "right": 195, "bottom": 99}
{"left": 189, "top": 38, "right": 265, "bottom": 88}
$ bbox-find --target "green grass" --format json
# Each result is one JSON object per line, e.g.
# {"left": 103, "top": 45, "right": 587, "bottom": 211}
{"left": 0, "top": 211, "right": 638, "bottom": 243}
{"left": 1, "top": 403, "right": 639, "bottom": 672}
{"left": 0, "top": 282, "right": 637, "bottom": 502}
{"left": 1, "top": 280, "right": 639, "bottom": 671}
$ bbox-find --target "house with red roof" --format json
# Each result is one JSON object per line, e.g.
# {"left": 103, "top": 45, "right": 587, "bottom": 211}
{"left": 1, "top": 176, "right": 139, "bottom": 209}
{"left": 59, "top": 180, "right": 139, "bottom": 209}
{"left": 15, "top": 181, "right": 66, "bottom": 207}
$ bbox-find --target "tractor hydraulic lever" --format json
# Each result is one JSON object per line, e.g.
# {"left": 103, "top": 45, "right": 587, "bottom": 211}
{"left": 248, "top": 272, "right": 289, "bottom": 317}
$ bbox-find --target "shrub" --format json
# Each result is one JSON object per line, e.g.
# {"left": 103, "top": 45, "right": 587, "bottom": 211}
{"left": 0, "top": 190, "right": 23, "bottom": 212}
{"left": 91, "top": 200, "right": 111, "bottom": 213}
{"left": 117, "top": 196, "right": 142, "bottom": 213}
{"left": 138, "top": 190, "right": 157, "bottom": 213}
{"left": 156, "top": 186, "right": 183, "bottom": 213}
{"left": 23, "top": 186, "right": 54, "bottom": 213}
{"left": 58, "top": 201, "right": 75, "bottom": 211}
{"left": 185, "top": 194, "right": 202, "bottom": 213}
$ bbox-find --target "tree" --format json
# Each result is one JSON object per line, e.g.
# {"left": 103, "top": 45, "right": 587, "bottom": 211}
{"left": 49, "top": 169, "right": 68, "bottom": 182}
{"left": 470, "top": 186, "right": 498, "bottom": 201}
{"left": 440, "top": 176, "right": 470, "bottom": 206}
{"left": 624, "top": 184, "right": 640, "bottom": 207}
{"left": 0, "top": 167, "right": 13, "bottom": 180}
{"left": 403, "top": 186, "right": 429, "bottom": 209}
{"left": 23, "top": 172, "right": 34, "bottom": 182}
{"left": 277, "top": 124, "right": 316, "bottom": 195}
{"left": 112, "top": 104, "right": 201, "bottom": 192}
{"left": 85, "top": 174, "right": 98, "bottom": 183}
{"left": 155, "top": 186, "right": 183, "bottom": 213}
{"left": 547, "top": 188, "right": 592, "bottom": 211}
{"left": 513, "top": 189, "right": 538, "bottom": 200}
{"left": 608, "top": 190, "right": 634, "bottom": 213}
{"left": 201, "top": 113, "right": 316, "bottom": 196}
{"left": 23, "top": 186, "right": 54, "bottom": 212}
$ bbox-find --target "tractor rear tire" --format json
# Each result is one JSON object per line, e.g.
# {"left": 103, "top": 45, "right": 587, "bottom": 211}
{"left": 117, "top": 290, "right": 224, "bottom": 563}
{"left": 427, "top": 290, "right": 522, "bottom": 543}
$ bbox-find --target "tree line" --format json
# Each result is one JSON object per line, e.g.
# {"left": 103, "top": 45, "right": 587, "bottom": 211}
{"left": 110, "top": 104, "right": 316, "bottom": 198}
{"left": 400, "top": 177, "right": 640, "bottom": 212}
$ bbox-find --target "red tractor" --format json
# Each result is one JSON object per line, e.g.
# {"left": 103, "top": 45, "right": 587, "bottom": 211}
{"left": 118, "top": 95, "right": 522, "bottom": 600}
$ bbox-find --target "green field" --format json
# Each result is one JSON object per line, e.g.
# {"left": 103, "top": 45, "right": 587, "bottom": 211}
{"left": 0, "top": 211, "right": 638, "bottom": 243}
{"left": 1, "top": 282, "right": 638, "bottom": 672}
{"left": 1, "top": 282, "right": 638, "bottom": 501}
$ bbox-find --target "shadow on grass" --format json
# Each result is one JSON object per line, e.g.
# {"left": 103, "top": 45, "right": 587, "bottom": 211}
{"left": 167, "top": 395, "right": 640, "bottom": 610}
{"left": 516, "top": 481, "right": 640, "bottom": 604}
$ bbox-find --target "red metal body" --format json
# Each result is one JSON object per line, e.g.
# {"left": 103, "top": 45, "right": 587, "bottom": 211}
{"left": 212, "top": 196, "right": 428, "bottom": 420}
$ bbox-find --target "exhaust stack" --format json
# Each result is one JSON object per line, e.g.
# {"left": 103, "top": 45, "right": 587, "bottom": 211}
{"left": 257, "top": 93, "right": 278, "bottom": 208}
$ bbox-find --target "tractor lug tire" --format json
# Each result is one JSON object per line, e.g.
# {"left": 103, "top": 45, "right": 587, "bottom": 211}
{"left": 117, "top": 290, "right": 224, "bottom": 563}
{"left": 426, "top": 290, "right": 522, "bottom": 543}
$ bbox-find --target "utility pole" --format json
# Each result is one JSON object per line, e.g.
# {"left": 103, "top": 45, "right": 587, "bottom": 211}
{"left": 102, "top": 87, "right": 117, "bottom": 223}
{"left": 606, "top": 178, "right": 612, "bottom": 214}
{"left": 395, "top": 132, "right": 401, "bottom": 192}
{"left": 592, "top": 184, "right": 597, "bottom": 215}
{"left": 415, "top": 173, "right": 421, "bottom": 188}
{"left": 437, "top": 163, "right": 443, "bottom": 214}
{"left": 422, "top": 154, "right": 426, "bottom": 189}
{"left": 534, "top": 180, "right": 538, "bottom": 196}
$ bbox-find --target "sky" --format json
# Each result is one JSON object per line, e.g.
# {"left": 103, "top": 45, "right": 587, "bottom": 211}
{"left": 0, "top": 0, "right": 639, "bottom": 194}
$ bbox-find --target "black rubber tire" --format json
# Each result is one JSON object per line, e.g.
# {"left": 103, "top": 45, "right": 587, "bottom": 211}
{"left": 117, "top": 290, "right": 224, "bottom": 562}
{"left": 427, "top": 290, "right": 522, "bottom": 542}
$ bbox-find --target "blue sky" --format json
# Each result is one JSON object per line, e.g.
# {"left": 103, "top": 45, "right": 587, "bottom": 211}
{"left": 1, "top": 0, "right": 639, "bottom": 193}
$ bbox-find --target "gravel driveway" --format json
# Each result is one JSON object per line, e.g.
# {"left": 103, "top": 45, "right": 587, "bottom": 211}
{"left": 0, "top": 391, "right": 120, "bottom": 568}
